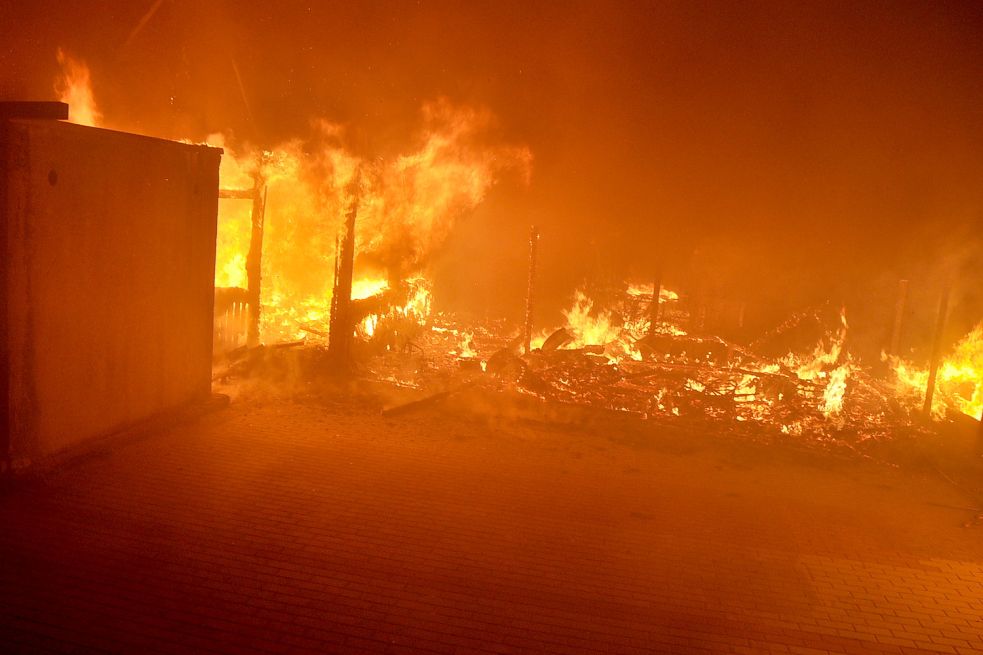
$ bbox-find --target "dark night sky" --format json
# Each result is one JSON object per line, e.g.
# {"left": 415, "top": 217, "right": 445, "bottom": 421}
{"left": 2, "top": 0, "right": 982, "bottom": 326}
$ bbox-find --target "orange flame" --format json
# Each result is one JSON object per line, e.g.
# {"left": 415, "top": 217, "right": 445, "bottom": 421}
{"left": 891, "top": 322, "right": 983, "bottom": 420}
{"left": 214, "top": 102, "right": 531, "bottom": 342}
{"left": 55, "top": 49, "right": 101, "bottom": 127}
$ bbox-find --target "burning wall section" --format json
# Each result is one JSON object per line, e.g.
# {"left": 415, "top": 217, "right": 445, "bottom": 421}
{"left": 212, "top": 102, "right": 532, "bottom": 345}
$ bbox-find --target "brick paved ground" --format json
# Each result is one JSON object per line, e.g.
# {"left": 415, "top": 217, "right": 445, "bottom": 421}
{"left": 1, "top": 393, "right": 982, "bottom": 654}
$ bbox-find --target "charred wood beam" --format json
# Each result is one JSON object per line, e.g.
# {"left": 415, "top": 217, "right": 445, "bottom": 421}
{"left": 245, "top": 172, "right": 267, "bottom": 347}
{"left": 523, "top": 226, "right": 540, "bottom": 355}
{"left": 218, "top": 188, "right": 253, "bottom": 200}
{"left": 327, "top": 169, "right": 362, "bottom": 365}
{"left": 541, "top": 327, "right": 572, "bottom": 352}
{"left": 923, "top": 282, "right": 950, "bottom": 417}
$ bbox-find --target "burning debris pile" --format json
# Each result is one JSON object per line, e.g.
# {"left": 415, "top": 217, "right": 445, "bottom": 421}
{"left": 353, "top": 286, "right": 979, "bottom": 454}
{"left": 216, "top": 268, "right": 981, "bottom": 462}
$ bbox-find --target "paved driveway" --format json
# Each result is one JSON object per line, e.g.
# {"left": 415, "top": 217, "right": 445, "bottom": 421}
{"left": 2, "top": 397, "right": 982, "bottom": 654}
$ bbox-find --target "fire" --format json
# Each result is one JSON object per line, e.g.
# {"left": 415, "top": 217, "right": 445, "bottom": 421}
{"left": 891, "top": 322, "right": 983, "bottom": 420}
{"left": 213, "top": 102, "right": 530, "bottom": 343}
{"left": 820, "top": 362, "right": 851, "bottom": 417}
{"left": 357, "top": 277, "right": 433, "bottom": 341}
{"left": 210, "top": 134, "right": 254, "bottom": 290}
{"left": 784, "top": 308, "right": 848, "bottom": 381}
{"left": 626, "top": 282, "right": 680, "bottom": 302}
{"left": 775, "top": 308, "right": 853, "bottom": 419}
{"left": 540, "top": 287, "right": 685, "bottom": 362}
{"left": 457, "top": 331, "right": 477, "bottom": 359}
{"left": 352, "top": 278, "right": 389, "bottom": 301}
{"left": 562, "top": 291, "right": 620, "bottom": 348}
{"left": 55, "top": 49, "right": 101, "bottom": 127}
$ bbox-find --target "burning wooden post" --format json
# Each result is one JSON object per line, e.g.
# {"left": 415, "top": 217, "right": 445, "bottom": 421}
{"left": 245, "top": 170, "right": 267, "bottom": 348}
{"left": 327, "top": 169, "right": 362, "bottom": 365}
{"left": 648, "top": 265, "right": 663, "bottom": 336}
{"left": 329, "top": 232, "right": 341, "bottom": 333}
{"left": 523, "top": 226, "right": 540, "bottom": 354}
{"left": 888, "top": 279, "right": 909, "bottom": 357}
{"left": 922, "top": 282, "right": 951, "bottom": 417}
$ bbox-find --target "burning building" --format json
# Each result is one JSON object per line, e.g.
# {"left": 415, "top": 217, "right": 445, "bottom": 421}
{"left": 1, "top": 3, "right": 983, "bottom": 654}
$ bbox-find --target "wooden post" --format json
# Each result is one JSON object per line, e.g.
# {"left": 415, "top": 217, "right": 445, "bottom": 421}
{"left": 523, "top": 226, "right": 540, "bottom": 354}
{"left": 245, "top": 171, "right": 267, "bottom": 347}
{"left": 648, "top": 265, "right": 663, "bottom": 336}
{"left": 327, "top": 170, "right": 362, "bottom": 365}
{"left": 888, "top": 279, "right": 909, "bottom": 356}
{"left": 329, "top": 232, "right": 340, "bottom": 334}
{"left": 977, "top": 406, "right": 983, "bottom": 455}
{"left": 923, "top": 283, "right": 950, "bottom": 417}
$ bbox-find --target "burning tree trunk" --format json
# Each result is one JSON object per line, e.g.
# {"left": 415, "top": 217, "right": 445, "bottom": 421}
{"left": 245, "top": 171, "right": 267, "bottom": 347}
{"left": 523, "top": 226, "right": 540, "bottom": 355}
{"left": 327, "top": 170, "right": 362, "bottom": 366}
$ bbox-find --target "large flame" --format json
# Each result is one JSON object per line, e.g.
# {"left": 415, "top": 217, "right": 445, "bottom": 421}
{"left": 891, "top": 322, "right": 983, "bottom": 420}
{"left": 543, "top": 286, "right": 682, "bottom": 363}
{"left": 780, "top": 308, "right": 852, "bottom": 418}
{"left": 55, "top": 49, "right": 101, "bottom": 127}
{"left": 214, "top": 102, "right": 531, "bottom": 342}
{"left": 562, "top": 290, "right": 621, "bottom": 349}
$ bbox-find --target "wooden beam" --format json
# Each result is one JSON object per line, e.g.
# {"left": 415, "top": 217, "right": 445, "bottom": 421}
{"left": 327, "top": 169, "right": 362, "bottom": 366}
{"left": 218, "top": 188, "right": 253, "bottom": 200}
{"left": 523, "top": 226, "right": 540, "bottom": 355}
{"left": 245, "top": 173, "right": 267, "bottom": 347}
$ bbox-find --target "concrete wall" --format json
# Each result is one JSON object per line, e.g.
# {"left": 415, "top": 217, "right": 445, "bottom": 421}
{"left": 1, "top": 119, "right": 221, "bottom": 465}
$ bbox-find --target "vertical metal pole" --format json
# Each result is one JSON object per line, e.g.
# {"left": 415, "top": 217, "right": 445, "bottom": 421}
{"left": 245, "top": 172, "right": 267, "bottom": 348}
{"left": 923, "top": 283, "right": 950, "bottom": 417}
{"left": 888, "top": 279, "right": 909, "bottom": 357}
{"left": 328, "top": 170, "right": 361, "bottom": 365}
{"left": 523, "top": 226, "right": 540, "bottom": 355}
{"left": 649, "top": 265, "right": 663, "bottom": 336}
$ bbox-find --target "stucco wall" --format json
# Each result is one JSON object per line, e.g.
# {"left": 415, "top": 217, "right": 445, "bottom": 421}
{"left": 2, "top": 119, "right": 221, "bottom": 463}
